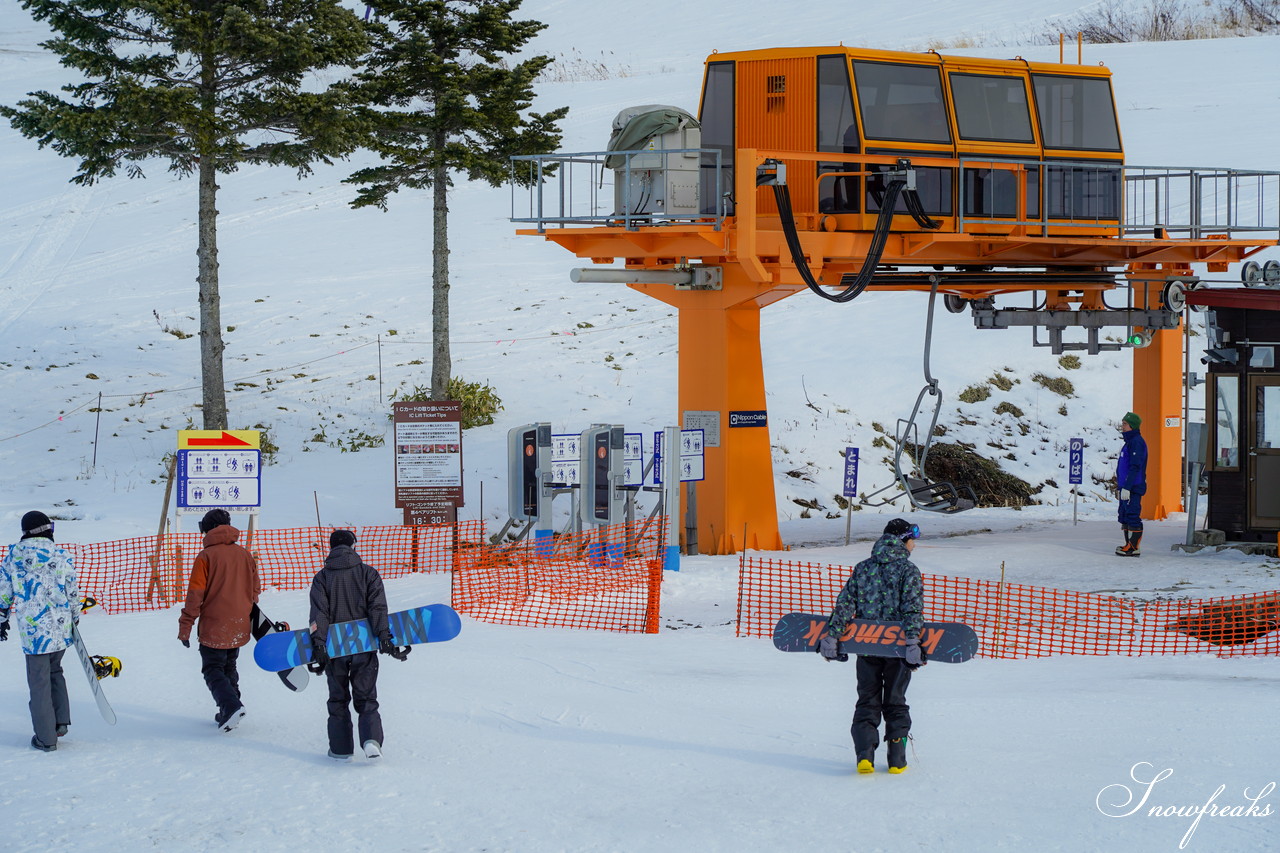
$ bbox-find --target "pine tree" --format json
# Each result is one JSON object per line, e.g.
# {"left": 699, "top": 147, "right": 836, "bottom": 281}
{"left": 343, "top": 0, "right": 567, "bottom": 399}
{"left": 1, "top": 0, "right": 369, "bottom": 430}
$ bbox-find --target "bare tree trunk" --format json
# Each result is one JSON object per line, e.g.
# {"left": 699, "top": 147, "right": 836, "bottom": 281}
{"left": 197, "top": 154, "right": 228, "bottom": 429}
{"left": 430, "top": 151, "right": 451, "bottom": 400}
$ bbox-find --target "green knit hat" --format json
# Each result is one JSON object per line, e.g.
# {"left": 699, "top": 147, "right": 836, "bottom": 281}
{"left": 1122, "top": 412, "right": 1141, "bottom": 429}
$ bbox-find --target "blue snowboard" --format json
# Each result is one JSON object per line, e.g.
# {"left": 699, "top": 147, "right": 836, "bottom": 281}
{"left": 252, "top": 604, "right": 461, "bottom": 672}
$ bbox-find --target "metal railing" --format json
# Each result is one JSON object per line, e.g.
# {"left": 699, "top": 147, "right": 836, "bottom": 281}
{"left": 511, "top": 149, "right": 1280, "bottom": 243}
{"left": 1123, "top": 165, "right": 1280, "bottom": 239}
{"left": 509, "top": 148, "right": 723, "bottom": 232}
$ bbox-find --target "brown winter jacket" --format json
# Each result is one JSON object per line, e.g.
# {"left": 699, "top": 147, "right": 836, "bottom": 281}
{"left": 177, "top": 525, "right": 261, "bottom": 649}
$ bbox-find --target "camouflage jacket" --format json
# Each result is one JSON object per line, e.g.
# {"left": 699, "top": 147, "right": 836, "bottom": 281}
{"left": 827, "top": 533, "right": 925, "bottom": 641}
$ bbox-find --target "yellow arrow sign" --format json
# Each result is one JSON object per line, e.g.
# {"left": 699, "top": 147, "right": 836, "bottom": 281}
{"left": 178, "top": 430, "right": 260, "bottom": 450}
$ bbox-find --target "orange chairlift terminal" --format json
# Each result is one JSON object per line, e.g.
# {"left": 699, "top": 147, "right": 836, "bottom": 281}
{"left": 511, "top": 45, "right": 1280, "bottom": 555}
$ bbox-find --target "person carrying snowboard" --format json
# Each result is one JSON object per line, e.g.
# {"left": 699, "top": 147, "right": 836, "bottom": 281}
{"left": 0, "top": 511, "right": 80, "bottom": 752}
{"left": 820, "top": 517, "right": 926, "bottom": 774}
{"left": 177, "top": 508, "right": 261, "bottom": 732}
{"left": 307, "top": 529, "right": 407, "bottom": 762}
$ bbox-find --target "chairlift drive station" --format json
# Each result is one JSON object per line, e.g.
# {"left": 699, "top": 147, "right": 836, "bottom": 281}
{"left": 512, "top": 44, "right": 1280, "bottom": 554}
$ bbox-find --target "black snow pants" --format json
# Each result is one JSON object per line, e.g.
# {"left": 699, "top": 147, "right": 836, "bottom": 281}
{"left": 199, "top": 645, "right": 242, "bottom": 717}
{"left": 851, "top": 654, "right": 912, "bottom": 754}
{"left": 326, "top": 651, "right": 383, "bottom": 755}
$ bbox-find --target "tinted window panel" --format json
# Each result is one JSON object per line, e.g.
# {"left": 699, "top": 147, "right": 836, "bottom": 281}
{"left": 950, "top": 73, "right": 1034, "bottom": 143}
{"left": 818, "top": 55, "right": 858, "bottom": 152}
{"left": 817, "top": 55, "right": 859, "bottom": 212}
{"left": 867, "top": 165, "right": 953, "bottom": 216}
{"left": 1032, "top": 74, "right": 1121, "bottom": 151}
{"left": 853, "top": 61, "right": 951, "bottom": 143}
{"left": 963, "top": 168, "right": 1019, "bottom": 217}
{"left": 1046, "top": 164, "right": 1121, "bottom": 220}
{"left": 699, "top": 62, "right": 735, "bottom": 215}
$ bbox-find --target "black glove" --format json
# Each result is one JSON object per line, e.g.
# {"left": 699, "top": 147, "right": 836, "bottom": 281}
{"left": 904, "top": 640, "right": 927, "bottom": 670}
{"left": 818, "top": 635, "right": 846, "bottom": 662}
{"left": 0, "top": 620, "right": 8, "bottom": 642}
{"left": 308, "top": 635, "right": 330, "bottom": 674}
{"left": 379, "top": 636, "right": 410, "bottom": 661}
{"left": 180, "top": 638, "right": 190, "bottom": 648}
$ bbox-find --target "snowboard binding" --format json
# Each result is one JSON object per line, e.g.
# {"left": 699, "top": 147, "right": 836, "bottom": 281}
{"left": 80, "top": 596, "right": 99, "bottom": 613}
{"left": 91, "top": 655, "right": 122, "bottom": 679}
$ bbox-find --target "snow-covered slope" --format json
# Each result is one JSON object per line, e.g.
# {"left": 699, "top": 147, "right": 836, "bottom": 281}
{"left": 3, "top": 3, "right": 1280, "bottom": 850}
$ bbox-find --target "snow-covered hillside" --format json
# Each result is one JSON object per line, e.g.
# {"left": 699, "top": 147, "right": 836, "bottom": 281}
{"left": 3, "top": 3, "right": 1280, "bottom": 851}
{"left": 1, "top": 0, "right": 1276, "bottom": 537}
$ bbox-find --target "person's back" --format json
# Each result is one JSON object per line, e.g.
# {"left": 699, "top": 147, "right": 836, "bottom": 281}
{"left": 844, "top": 535, "right": 924, "bottom": 636}
{"left": 180, "top": 523, "right": 259, "bottom": 648}
{"left": 309, "top": 542, "right": 389, "bottom": 641}
{"left": 1, "top": 534, "right": 78, "bottom": 655}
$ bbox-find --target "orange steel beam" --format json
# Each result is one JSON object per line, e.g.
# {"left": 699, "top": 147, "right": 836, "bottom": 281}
{"left": 522, "top": 223, "right": 1267, "bottom": 273}
{"left": 1128, "top": 263, "right": 1192, "bottom": 522}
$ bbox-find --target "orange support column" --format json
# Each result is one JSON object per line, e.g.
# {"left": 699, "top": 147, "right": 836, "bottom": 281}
{"left": 631, "top": 263, "right": 793, "bottom": 554}
{"left": 1128, "top": 266, "right": 1187, "bottom": 521}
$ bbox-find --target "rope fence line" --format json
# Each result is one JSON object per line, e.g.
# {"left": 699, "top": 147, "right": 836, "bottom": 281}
{"left": 737, "top": 556, "right": 1280, "bottom": 658}
{"left": 0, "top": 519, "right": 666, "bottom": 635}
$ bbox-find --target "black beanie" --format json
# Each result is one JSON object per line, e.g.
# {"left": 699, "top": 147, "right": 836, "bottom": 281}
{"left": 21, "top": 510, "right": 54, "bottom": 540}
{"left": 199, "top": 508, "right": 232, "bottom": 534}
{"left": 883, "top": 517, "right": 920, "bottom": 541}
{"left": 330, "top": 529, "right": 357, "bottom": 548}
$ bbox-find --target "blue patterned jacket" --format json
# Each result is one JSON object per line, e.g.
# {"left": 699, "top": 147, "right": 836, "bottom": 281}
{"left": 827, "top": 533, "right": 925, "bottom": 641}
{"left": 0, "top": 537, "right": 80, "bottom": 655}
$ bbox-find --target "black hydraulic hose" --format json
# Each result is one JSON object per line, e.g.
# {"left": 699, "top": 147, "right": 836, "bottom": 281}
{"left": 903, "top": 187, "right": 941, "bottom": 230}
{"left": 773, "top": 178, "right": 906, "bottom": 303}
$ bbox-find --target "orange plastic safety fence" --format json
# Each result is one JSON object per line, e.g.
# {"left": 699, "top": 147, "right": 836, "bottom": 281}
{"left": 452, "top": 519, "right": 667, "bottom": 634}
{"left": 0, "top": 523, "right": 482, "bottom": 616}
{"left": 738, "top": 557, "right": 1280, "bottom": 658}
{"left": 0, "top": 518, "right": 663, "bottom": 634}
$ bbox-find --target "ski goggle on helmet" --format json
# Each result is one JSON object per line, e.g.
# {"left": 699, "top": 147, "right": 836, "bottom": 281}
{"left": 884, "top": 518, "right": 921, "bottom": 542}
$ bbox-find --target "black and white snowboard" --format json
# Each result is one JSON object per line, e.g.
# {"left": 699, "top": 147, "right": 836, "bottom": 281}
{"left": 70, "top": 623, "right": 117, "bottom": 725}
{"left": 250, "top": 604, "right": 309, "bottom": 692}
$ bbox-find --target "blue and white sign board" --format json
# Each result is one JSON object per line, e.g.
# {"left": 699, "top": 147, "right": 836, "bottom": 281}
{"left": 550, "top": 433, "right": 582, "bottom": 487}
{"left": 653, "top": 429, "right": 705, "bottom": 484}
{"left": 842, "top": 447, "right": 860, "bottom": 497}
{"left": 623, "top": 432, "right": 644, "bottom": 487}
{"left": 1069, "top": 438, "right": 1084, "bottom": 485}
{"left": 176, "top": 430, "right": 262, "bottom": 510}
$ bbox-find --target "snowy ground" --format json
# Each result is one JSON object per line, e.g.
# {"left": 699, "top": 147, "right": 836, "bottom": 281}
{"left": 1, "top": 509, "right": 1278, "bottom": 853}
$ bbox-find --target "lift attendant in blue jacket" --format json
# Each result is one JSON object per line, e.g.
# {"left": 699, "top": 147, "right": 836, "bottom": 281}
{"left": 1116, "top": 412, "right": 1148, "bottom": 557}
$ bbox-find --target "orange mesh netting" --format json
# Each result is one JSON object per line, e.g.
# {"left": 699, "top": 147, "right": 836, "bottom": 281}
{"left": 452, "top": 519, "right": 666, "bottom": 634}
{"left": 0, "top": 523, "right": 480, "bottom": 615}
{"left": 738, "top": 556, "right": 1280, "bottom": 658}
{"left": 0, "top": 518, "right": 664, "bottom": 634}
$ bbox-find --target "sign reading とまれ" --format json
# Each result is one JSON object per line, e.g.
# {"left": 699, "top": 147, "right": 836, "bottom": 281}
{"left": 176, "top": 430, "right": 262, "bottom": 510}
{"left": 843, "top": 447, "right": 859, "bottom": 497}
{"left": 393, "top": 401, "right": 463, "bottom": 510}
